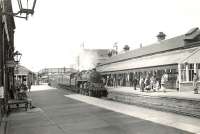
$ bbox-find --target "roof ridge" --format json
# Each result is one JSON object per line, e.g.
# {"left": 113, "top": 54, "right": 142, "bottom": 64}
{"left": 109, "top": 35, "right": 185, "bottom": 57}
{"left": 100, "top": 35, "right": 185, "bottom": 65}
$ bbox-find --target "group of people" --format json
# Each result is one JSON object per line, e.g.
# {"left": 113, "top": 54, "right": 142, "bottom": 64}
{"left": 104, "top": 73, "right": 169, "bottom": 92}
{"left": 15, "top": 81, "right": 32, "bottom": 100}
{"left": 103, "top": 75, "right": 127, "bottom": 87}
{"left": 139, "top": 75, "right": 163, "bottom": 92}
{"left": 103, "top": 72, "right": 200, "bottom": 94}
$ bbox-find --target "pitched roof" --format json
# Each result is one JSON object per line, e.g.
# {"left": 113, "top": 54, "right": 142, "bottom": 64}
{"left": 97, "top": 47, "right": 199, "bottom": 73}
{"left": 99, "top": 35, "right": 185, "bottom": 65}
{"left": 181, "top": 47, "right": 200, "bottom": 63}
{"left": 15, "top": 65, "right": 33, "bottom": 75}
{"left": 184, "top": 28, "right": 200, "bottom": 40}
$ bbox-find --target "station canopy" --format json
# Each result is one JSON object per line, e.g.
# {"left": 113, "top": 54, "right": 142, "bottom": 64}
{"left": 181, "top": 48, "right": 200, "bottom": 63}
{"left": 97, "top": 47, "right": 200, "bottom": 73}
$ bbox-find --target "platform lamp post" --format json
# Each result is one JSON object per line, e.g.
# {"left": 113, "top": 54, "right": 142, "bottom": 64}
{"left": 1, "top": 0, "right": 37, "bottom": 20}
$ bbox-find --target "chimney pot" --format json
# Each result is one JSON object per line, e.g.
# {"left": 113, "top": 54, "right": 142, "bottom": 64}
{"left": 157, "top": 32, "right": 166, "bottom": 41}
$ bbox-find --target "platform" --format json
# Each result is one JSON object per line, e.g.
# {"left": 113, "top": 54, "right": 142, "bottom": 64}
{"left": 66, "top": 94, "right": 200, "bottom": 134}
{"left": 107, "top": 86, "right": 200, "bottom": 100}
{"left": 106, "top": 86, "right": 200, "bottom": 118}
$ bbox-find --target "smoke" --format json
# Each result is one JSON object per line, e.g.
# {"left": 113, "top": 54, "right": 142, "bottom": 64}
{"left": 78, "top": 49, "right": 99, "bottom": 71}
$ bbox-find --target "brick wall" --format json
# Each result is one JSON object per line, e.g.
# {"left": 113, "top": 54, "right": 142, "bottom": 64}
{"left": 108, "top": 91, "right": 200, "bottom": 118}
{"left": 180, "top": 82, "right": 199, "bottom": 92}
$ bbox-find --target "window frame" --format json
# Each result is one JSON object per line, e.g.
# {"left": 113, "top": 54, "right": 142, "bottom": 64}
{"left": 188, "top": 64, "right": 194, "bottom": 82}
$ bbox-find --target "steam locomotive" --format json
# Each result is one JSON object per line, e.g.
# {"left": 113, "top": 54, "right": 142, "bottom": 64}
{"left": 74, "top": 69, "right": 107, "bottom": 97}
{"left": 50, "top": 69, "right": 107, "bottom": 97}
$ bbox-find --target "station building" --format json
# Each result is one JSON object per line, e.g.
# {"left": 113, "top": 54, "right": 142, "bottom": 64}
{"left": 14, "top": 65, "right": 36, "bottom": 85}
{"left": 96, "top": 28, "right": 200, "bottom": 91}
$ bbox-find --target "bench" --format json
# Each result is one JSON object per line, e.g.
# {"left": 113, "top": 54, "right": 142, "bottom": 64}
{"left": 7, "top": 99, "right": 32, "bottom": 113}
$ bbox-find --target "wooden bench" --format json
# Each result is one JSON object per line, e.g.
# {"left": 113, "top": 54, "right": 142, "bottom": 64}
{"left": 7, "top": 99, "right": 32, "bottom": 113}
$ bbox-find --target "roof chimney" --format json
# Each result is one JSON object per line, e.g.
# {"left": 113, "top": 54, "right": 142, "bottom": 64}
{"left": 157, "top": 32, "right": 166, "bottom": 42}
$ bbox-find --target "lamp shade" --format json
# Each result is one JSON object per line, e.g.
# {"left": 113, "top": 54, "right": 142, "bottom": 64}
{"left": 14, "top": 51, "right": 22, "bottom": 63}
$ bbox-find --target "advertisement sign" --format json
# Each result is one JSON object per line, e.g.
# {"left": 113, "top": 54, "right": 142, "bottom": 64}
{"left": 0, "top": 86, "right": 4, "bottom": 99}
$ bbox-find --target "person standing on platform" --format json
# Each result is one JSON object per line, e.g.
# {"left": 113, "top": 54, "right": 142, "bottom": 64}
{"left": 19, "top": 81, "right": 28, "bottom": 100}
{"left": 28, "top": 82, "right": 32, "bottom": 92}
{"left": 129, "top": 73, "right": 133, "bottom": 87}
{"left": 155, "top": 79, "right": 160, "bottom": 91}
{"left": 117, "top": 75, "right": 121, "bottom": 87}
{"left": 133, "top": 77, "right": 137, "bottom": 90}
{"left": 176, "top": 76, "right": 179, "bottom": 92}
{"left": 150, "top": 75, "right": 156, "bottom": 92}
{"left": 139, "top": 77, "right": 145, "bottom": 92}
{"left": 193, "top": 73, "right": 198, "bottom": 94}
{"left": 161, "top": 72, "right": 168, "bottom": 93}
{"left": 28, "top": 81, "right": 32, "bottom": 98}
{"left": 113, "top": 76, "right": 117, "bottom": 88}
{"left": 106, "top": 75, "right": 109, "bottom": 87}
{"left": 145, "top": 75, "right": 151, "bottom": 92}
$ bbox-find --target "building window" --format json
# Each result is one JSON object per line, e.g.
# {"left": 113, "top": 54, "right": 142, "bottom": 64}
{"left": 188, "top": 64, "right": 194, "bottom": 81}
{"left": 171, "top": 69, "right": 178, "bottom": 74}
{"left": 180, "top": 64, "right": 186, "bottom": 82}
{"left": 168, "top": 69, "right": 178, "bottom": 81}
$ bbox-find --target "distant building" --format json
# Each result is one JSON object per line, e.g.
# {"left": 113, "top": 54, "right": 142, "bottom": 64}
{"left": 77, "top": 49, "right": 110, "bottom": 71}
{"left": 38, "top": 68, "right": 77, "bottom": 83}
{"left": 96, "top": 27, "right": 200, "bottom": 91}
{"left": 14, "top": 65, "right": 36, "bottom": 86}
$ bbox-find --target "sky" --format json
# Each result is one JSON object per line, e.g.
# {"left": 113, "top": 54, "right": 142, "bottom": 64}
{"left": 13, "top": 0, "right": 200, "bottom": 72}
